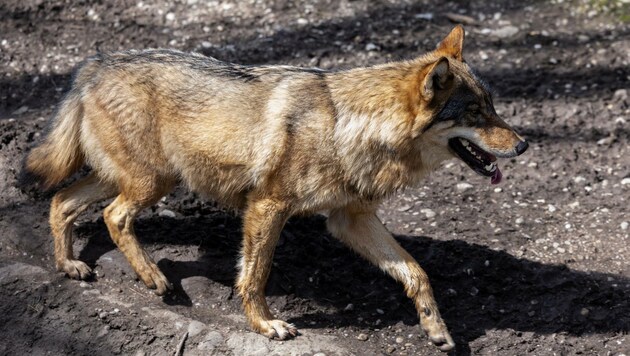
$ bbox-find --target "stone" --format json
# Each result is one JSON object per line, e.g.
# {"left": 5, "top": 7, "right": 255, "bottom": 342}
{"left": 357, "top": 333, "right": 369, "bottom": 341}
{"left": 456, "top": 182, "right": 474, "bottom": 191}
{"left": 492, "top": 26, "right": 519, "bottom": 38}
{"left": 0, "top": 262, "right": 47, "bottom": 283}
{"left": 159, "top": 209, "right": 176, "bottom": 218}
{"left": 198, "top": 331, "right": 224, "bottom": 351}
{"left": 187, "top": 320, "right": 206, "bottom": 337}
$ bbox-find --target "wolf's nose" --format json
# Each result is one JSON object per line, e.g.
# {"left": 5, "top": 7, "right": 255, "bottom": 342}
{"left": 515, "top": 141, "right": 529, "bottom": 155}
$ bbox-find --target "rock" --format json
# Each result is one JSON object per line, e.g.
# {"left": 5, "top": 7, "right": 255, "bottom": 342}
{"left": 165, "top": 12, "right": 175, "bottom": 21}
{"left": 580, "top": 308, "right": 589, "bottom": 316}
{"left": 197, "top": 331, "right": 224, "bottom": 351}
{"left": 445, "top": 13, "right": 476, "bottom": 25}
{"left": 97, "top": 325, "right": 110, "bottom": 337}
{"left": 414, "top": 13, "right": 433, "bottom": 20}
{"left": 357, "top": 333, "right": 369, "bottom": 341}
{"left": 547, "top": 204, "right": 557, "bottom": 213}
{"left": 343, "top": 303, "right": 354, "bottom": 311}
{"left": 456, "top": 182, "right": 474, "bottom": 192}
{"left": 613, "top": 89, "right": 627, "bottom": 103}
{"left": 395, "top": 336, "right": 404, "bottom": 344}
{"left": 12, "top": 106, "right": 29, "bottom": 115}
{"left": 187, "top": 320, "right": 206, "bottom": 337}
{"left": 387, "top": 346, "right": 397, "bottom": 353}
{"left": 296, "top": 18, "right": 309, "bottom": 26}
{"left": 578, "top": 35, "right": 590, "bottom": 43}
{"left": 397, "top": 204, "right": 412, "bottom": 212}
{"left": 492, "top": 26, "right": 519, "bottom": 38}
{"left": 365, "top": 43, "right": 379, "bottom": 51}
{"left": 420, "top": 208, "right": 436, "bottom": 219}
{"left": 159, "top": 209, "right": 176, "bottom": 218}
{"left": 0, "top": 262, "right": 47, "bottom": 283}
{"left": 313, "top": 353, "right": 326, "bottom": 356}
{"left": 621, "top": 178, "right": 630, "bottom": 185}
{"left": 621, "top": 222, "right": 628, "bottom": 231}
{"left": 376, "top": 308, "right": 384, "bottom": 314}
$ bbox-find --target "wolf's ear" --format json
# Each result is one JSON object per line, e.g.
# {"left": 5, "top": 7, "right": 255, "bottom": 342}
{"left": 436, "top": 25, "right": 465, "bottom": 60}
{"left": 421, "top": 57, "right": 452, "bottom": 102}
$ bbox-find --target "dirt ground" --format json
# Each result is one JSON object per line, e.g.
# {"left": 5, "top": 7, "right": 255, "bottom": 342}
{"left": 1, "top": 0, "right": 629, "bottom": 355}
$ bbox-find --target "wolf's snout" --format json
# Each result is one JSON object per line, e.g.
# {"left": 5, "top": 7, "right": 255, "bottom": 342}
{"left": 515, "top": 140, "right": 529, "bottom": 156}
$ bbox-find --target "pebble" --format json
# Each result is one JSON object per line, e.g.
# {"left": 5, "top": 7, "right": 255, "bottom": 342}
{"left": 414, "top": 13, "right": 433, "bottom": 20}
{"left": 621, "top": 222, "right": 628, "bottom": 230}
{"left": 376, "top": 308, "right": 384, "bottom": 315}
{"left": 456, "top": 182, "right": 474, "bottom": 192}
{"left": 296, "top": 18, "right": 309, "bottom": 25}
{"left": 613, "top": 89, "right": 627, "bottom": 102}
{"left": 344, "top": 303, "right": 354, "bottom": 311}
{"left": 395, "top": 336, "right": 404, "bottom": 344}
{"left": 187, "top": 320, "right": 206, "bottom": 337}
{"left": 12, "top": 106, "right": 29, "bottom": 115}
{"left": 492, "top": 26, "right": 519, "bottom": 38}
{"left": 420, "top": 208, "right": 436, "bottom": 218}
{"left": 79, "top": 281, "right": 90, "bottom": 288}
{"left": 357, "top": 333, "right": 369, "bottom": 341}
{"left": 387, "top": 346, "right": 397, "bottom": 353}
{"left": 621, "top": 178, "right": 630, "bottom": 185}
{"left": 313, "top": 353, "right": 326, "bottom": 356}
{"left": 470, "top": 287, "right": 479, "bottom": 296}
{"left": 479, "top": 51, "right": 489, "bottom": 61}
{"left": 197, "top": 331, "right": 223, "bottom": 351}
{"left": 165, "top": 12, "right": 175, "bottom": 21}
{"left": 578, "top": 35, "right": 590, "bottom": 43}
{"left": 201, "top": 41, "right": 212, "bottom": 48}
{"left": 580, "top": 308, "right": 589, "bottom": 316}
{"left": 159, "top": 209, "right": 176, "bottom": 218}
{"left": 397, "top": 204, "right": 412, "bottom": 212}
{"left": 515, "top": 217, "right": 524, "bottom": 224}
{"left": 547, "top": 204, "right": 557, "bottom": 212}
{"left": 365, "top": 43, "right": 379, "bottom": 51}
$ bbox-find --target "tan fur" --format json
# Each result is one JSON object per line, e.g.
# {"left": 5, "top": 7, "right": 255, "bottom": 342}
{"left": 24, "top": 26, "right": 526, "bottom": 351}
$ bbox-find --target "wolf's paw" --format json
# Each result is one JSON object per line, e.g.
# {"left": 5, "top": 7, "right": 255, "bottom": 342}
{"left": 138, "top": 263, "right": 172, "bottom": 295}
{"left": 58, "top": 259, "right": 92, "bottom": 280}
{"left": 428, "top": 329, "right": 455, "bottom": 352}
{"left": 421, "top": 316, "right": 455, "bottom": 351}
{"left": 259, "top": 319, "right": 298, "bottom": 340}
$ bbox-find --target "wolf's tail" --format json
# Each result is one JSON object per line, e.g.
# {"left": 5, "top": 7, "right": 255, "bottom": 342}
{"left": 23, "top": 89, "right": 85, "bottom": 189}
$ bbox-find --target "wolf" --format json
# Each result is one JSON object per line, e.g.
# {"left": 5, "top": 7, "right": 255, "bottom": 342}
{"left": 24, "top": 26, "right": 527, "bottom": 351}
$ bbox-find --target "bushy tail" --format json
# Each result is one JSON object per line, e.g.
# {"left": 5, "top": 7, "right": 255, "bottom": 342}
{"left": 23, "top": 90, "right": 85, "bottom": 189}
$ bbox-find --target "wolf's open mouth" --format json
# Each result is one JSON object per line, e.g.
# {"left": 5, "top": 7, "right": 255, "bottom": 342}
{"left": 448, "top": 137, "right": 503, "bottom": 184}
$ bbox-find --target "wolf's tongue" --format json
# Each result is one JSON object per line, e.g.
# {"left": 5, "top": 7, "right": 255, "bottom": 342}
{"left": 491, "top": 165, "right": 502, "bottom": 185}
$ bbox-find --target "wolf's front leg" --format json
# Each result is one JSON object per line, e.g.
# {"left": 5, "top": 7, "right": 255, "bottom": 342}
{"left": 327, "top": 204, "right": 455, "bottom": 351}
{"left": 237, "top": 197, "right": 297, "bottom": 340}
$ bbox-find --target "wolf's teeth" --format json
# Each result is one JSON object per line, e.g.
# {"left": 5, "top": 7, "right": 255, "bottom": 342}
{"left": 485, "top": 163, "right": 497, "bottom": 172}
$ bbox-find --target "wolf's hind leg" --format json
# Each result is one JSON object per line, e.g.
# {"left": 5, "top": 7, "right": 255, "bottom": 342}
{"left": 327, "top": 204, "right": 455, "bottom": 351}
{"left": 236, "top": 197, "right": 297, "bottom": 340}
{"left": 50, "top": 173, "right": 118, "bottom": 279}
{"left": 103, "top": 178, "right": 174, "bottom": 295}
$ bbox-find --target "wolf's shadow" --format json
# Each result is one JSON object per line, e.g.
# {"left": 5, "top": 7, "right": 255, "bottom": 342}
{"left": 63, "top": 208, "right": 629, "bottom": 355}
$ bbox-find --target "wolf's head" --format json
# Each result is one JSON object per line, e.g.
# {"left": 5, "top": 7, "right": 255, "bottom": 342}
{"left": 413, "top": 25, "right": 528, "bottom": 184}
